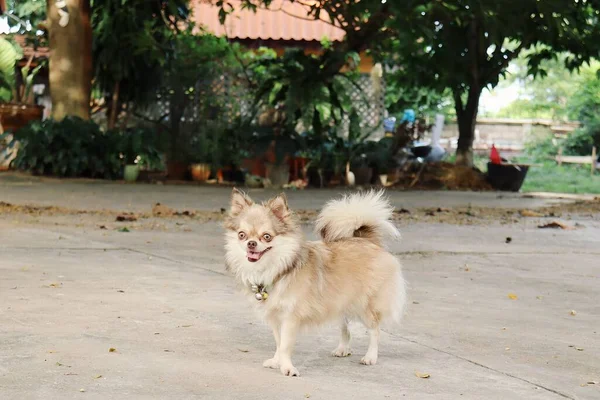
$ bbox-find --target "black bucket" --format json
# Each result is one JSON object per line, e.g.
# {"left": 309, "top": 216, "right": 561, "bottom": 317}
{"left": 487, "top": 162, "right": 529, "bottom": 192}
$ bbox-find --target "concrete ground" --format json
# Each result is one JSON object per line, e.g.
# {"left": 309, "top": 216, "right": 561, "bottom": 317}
{"left": 1, "top": 175, "right": 599, "bottom": 399}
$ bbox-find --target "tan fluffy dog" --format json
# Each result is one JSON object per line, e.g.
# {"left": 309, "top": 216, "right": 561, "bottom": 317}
{"left": 224, "top": 189, "right": 406, "bottom": 376}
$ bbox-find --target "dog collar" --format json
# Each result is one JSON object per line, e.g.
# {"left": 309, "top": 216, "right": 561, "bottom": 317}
{"left": 250, "top": 284, "right": 269, "bottom": 301}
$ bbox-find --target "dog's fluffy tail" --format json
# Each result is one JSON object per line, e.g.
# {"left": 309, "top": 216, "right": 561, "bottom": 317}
{"left": 315, "top": 190, "right": 400, "bottom": 246}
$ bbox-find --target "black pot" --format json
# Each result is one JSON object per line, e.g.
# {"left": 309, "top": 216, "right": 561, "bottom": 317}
{"left": 353, "top": 166, "right": 373, "bottom": 185}
{"left": 411, "top": 145, "right": 432, "bottom": 159}
{"left": 487, "top": 162, "right": 529, "bottom": 192}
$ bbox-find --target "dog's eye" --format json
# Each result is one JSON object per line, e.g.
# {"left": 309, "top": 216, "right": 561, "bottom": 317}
{"left": 262, "top": 233, "right": 272, "bottom": 242}
{"left": 238, "top": 232, "right": 246, "bottom": 240}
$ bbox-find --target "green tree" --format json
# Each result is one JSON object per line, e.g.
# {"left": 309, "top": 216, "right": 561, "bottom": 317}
{"left": 376, "top": 0, "right": 600, "bottom": 166}
{"left": 226, "top": 1, "right": 600, "bottom": 166}
{"left": 492, "top": 54, "right": 582, "bottom": 120}
{"left": 92, "top": 0, "right": 189, "bottom": 129}
{"left": 3, "top": 0, "right": 189, "bottom": 121}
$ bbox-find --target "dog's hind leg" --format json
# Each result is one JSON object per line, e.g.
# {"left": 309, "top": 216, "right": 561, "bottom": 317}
{"left": 360, "top": 310, "right": 381, "bottom": 365}
{"left": 263, "top": 320, "right": 281, "bottom": 369}
{"left": 331, "top": 318, "right": 352, "bottom": 357}
{"left": 360, "top": 324, "right": 380, "bottom": 365}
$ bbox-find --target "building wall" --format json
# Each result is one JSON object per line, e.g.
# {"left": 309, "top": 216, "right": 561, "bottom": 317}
{"left": 439, "top": 118, "right": 578, "bottom": 152}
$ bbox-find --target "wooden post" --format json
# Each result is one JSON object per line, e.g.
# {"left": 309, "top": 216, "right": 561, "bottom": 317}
{"left": 592, "top": 146, "right": 597, "bottom": 175}
{"left": 557, "top": 147, "right": 563, "bottom": 167}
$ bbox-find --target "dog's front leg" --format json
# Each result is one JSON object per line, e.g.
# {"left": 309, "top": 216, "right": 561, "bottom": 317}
{"left": 278, "top": 319, "right": 300, "bottom": 376}
{"left": 263, "top": 321, "right": 281, "bottom": 369}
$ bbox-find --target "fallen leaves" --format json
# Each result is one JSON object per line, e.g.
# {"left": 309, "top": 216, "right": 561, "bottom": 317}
{"left": 237, "top": 348, "right": 249, "bottom": 353}
{"left": 108, "top": 348, "right": 117, "bottom": 353}
{"left": 415, "top": 371, "right": 430, "bottom": 379}
{"left": 570, "top": 310, "right": 577, "bottom": 316}
{"left": 56, "top": 362, "right": 71, "bottom": 367}
{"left": 116, "top": 214, "right": 137, "bottom": 222}
{"left": 520, "top": 210, "right": 544, "bottom": 217}
{"left": 508, "top": 293, "right": 518, "bottom": 300}
{"left": 538, "top": 221, "right": 574, "bottom": 230}
{"left": 94, "top": 375, "right": 103, "bottom": 379}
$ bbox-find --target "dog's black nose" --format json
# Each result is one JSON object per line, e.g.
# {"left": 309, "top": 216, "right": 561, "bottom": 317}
{"left": 247, "top": 240, "right": 257, "bottom": 249}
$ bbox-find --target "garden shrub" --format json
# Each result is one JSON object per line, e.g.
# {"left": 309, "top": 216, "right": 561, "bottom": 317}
{"left": 3, "top": 117, "right": 159, "bottom": 179}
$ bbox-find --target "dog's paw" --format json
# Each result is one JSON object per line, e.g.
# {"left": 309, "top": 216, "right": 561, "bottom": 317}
{"left": 280, "top": 364, "right": 300, "bottom": 377}
{"left": 331, "top": 346, "right": 352, "bottom": 357}
{"left": 263, "top": 358, "right": 279, "bottom": 369}
{"left": 360, "top": 355, "right": 378, "bottom": 365}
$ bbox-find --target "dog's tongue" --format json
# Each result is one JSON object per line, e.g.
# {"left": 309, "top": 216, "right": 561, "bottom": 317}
{"left": 247, "top": 251, "right": 260, "bottom": 260}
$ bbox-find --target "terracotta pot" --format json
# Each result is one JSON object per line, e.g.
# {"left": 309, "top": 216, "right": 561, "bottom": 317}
{"left": 0, "top": 104, "right": 44, "bottom": 171}
{"left": 167, "top": 161, "right": 188, "bottom": 180}
{"left": 190, "top": 163, "right": 211, "bottom": 182}
{"left": 241, "top": 157, "right": 265, "bottom": 177}
{"left": 0, "top": 104, "right": 44, "bottom": 133}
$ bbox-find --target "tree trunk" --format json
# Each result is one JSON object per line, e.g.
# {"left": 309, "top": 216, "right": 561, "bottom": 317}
{"left": 47, "top": 0, "right": 92, "bottom": 120}
{"left": 107, "top": 81, "right": 120, "bottom": 129}
{"left": 454, "top": 86, "right": 481, "bottom": 167}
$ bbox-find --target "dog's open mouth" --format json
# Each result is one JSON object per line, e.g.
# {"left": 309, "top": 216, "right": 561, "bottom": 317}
{"left": 247, "top": 247, "right": 272, "bottom": 262}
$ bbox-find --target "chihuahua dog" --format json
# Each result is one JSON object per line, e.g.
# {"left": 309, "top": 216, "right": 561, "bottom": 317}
{"left": 224, "top": 189, "right": 406, "bottom": 376}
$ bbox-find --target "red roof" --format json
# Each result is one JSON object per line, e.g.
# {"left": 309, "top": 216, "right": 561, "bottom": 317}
{"left": 192, "top": 0, "right": 344, "bottom": 42}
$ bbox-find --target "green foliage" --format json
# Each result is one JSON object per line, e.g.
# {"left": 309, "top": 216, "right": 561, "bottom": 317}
{"left": 250, "top": 48, "right": 357, "bottom": 134}
{"left": 3, "top": 118, "right": 123, "bottom": 178}
{"left": 523, "top": 133, "right": 558, "bottom": 162}
{"left": 520, "top": 162, "right": 600, "bottom": 194}
{"left": 490, "top": 54, "right": 598, "bottom": 121}
{"left": 245, "top": 48, "right": 367, "bottom": 165}
{"left": 117, "top": 127, "right": 161, "bottom": 165}
{"left": 3, "top": 0, "right": 46, "bottom": 33}
{"left": 0, "top": 38, "right": 22, "bottom": 102}
{"left": 2, "top": 118, "right": 161, "bottom": 179}
{"left": 152, "top": 28, "right": 235, "bottom": 163}
{"left": 91, "top": 0, "right": 190, "bottom": 107}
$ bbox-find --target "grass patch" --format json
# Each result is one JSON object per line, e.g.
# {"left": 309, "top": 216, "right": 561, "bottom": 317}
{"left": 519, "top": 162, "right": 600, "bottom": 194}
{"left": 446, "top": 153, "right": 599, "bottom": 194}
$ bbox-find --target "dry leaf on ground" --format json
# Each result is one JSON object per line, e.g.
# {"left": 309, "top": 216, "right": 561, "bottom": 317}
{"left": 520, "top": 210, "right": 544, "bottom": 217}
{"left": 116, "top": 214, "right": 137, "bottom": 222}
{"left": 508, "top": 293, "right": 518, "bottom": 300}
{"left": 538, "top": 221, "right": 573, "bottom": 230}
{"left": 108, "top": 348, "right": 116, "bottom": 353}
{"left": 415, "top": 371, "right": 430, "bottom": 379}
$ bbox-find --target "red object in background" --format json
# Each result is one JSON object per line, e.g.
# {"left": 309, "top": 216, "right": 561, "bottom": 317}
{"left": 490, "top": 144, "right": 502, "bottom": 164}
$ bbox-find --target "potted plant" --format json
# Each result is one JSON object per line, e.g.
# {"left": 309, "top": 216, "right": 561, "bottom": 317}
{"left": 332, "top": 111, "right": 375, "bottom": 186}
{"left": 0, "top": 37, "right": 45, "bottom": 132}
{"left": 186, "top": 127, "right": 215, "bottom": 182}
{"left": 0, "top": 37, "right": 45, "bottom": 170}
{"left": 118, "top": 128, "right": 160, "bottom": 182}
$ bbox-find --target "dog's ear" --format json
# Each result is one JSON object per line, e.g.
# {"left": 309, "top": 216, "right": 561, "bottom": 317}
{"left": 230, "top": 188, "right": 253, "bottom": 216}
{"left": 267, "top": 193, "right": 290, "bottom": 222}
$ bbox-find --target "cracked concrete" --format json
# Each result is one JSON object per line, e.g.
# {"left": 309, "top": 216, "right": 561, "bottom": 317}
{"left": 1, "top": 180, "right": 599, "bottom": 399}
